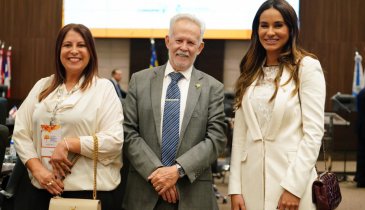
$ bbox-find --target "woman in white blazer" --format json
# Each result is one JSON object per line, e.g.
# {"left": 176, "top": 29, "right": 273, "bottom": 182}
{"left": 229, "top": 0, "right": 326, "bottom": 210}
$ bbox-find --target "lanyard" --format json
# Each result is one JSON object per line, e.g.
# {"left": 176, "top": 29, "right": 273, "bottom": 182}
{"left": 49, "top": 85, "right": 78, "bottom": 125}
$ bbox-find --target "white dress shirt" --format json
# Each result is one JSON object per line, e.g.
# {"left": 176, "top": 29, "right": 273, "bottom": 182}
{"left": 160, "top": 61, "right": 192, "bottom": 136}
{"left": 13, "top": 75, "right": 124, "bottom": 191}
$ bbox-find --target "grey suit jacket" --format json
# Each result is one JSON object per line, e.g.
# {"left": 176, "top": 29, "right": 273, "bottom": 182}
{"left": 122, "top": 65, "right": 227, "bottom": 210}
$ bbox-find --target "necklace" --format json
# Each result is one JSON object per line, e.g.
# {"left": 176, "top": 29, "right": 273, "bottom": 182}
{"left": 49, "top": 84, "right": 79, "bottom": 125}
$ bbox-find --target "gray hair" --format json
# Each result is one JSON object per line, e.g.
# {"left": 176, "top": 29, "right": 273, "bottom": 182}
{"left": 168, "top": 13, "right": 205, "bottom": 43}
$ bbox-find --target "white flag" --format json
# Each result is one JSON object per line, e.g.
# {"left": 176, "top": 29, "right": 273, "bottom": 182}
{"left": 352, "top": 51, "right": 364, "bottom": 96}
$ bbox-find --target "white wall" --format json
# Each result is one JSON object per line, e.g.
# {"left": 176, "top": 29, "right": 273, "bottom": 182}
{"left": 95, "top": 39, "right": 250, "bottom": 92}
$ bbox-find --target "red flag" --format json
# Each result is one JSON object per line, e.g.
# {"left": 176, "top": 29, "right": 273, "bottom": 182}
{"left": 0, "top": 43, "right": 4, "bottom": 84}
{"left": 4, "top": 46, "right": 12, "bottom": 97}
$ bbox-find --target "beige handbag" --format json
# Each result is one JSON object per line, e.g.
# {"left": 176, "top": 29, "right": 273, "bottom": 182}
{"left": 49, "top": 135, "right": 101, "bottom": 210}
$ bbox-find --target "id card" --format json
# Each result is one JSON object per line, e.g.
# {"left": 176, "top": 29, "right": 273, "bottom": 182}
{"left": 40, "top": 124, "right": 62, "bottom": 159}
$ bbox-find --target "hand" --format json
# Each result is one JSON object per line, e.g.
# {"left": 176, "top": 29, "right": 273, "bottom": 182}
{"left": 161, "top": 185, "right": 179, "bottom": 203}
{"left": 148, "top": 166, "right": 179, "bottom": 195}
{"left": 231, "top": 194, "right": 246, "bottom": 210}
{"left": 49, "top": 140, "right": 73, "bottom": 178}
{"left": 277, "top": 190, "right": 300, "bottom": 210}
{"left": 32, "top": 165, "right": 64, "bottom": 195}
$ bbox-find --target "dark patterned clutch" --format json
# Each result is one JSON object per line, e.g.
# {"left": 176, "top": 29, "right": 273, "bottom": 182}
{"left": 312, "top": 171, "right": 342, "bottom": 210}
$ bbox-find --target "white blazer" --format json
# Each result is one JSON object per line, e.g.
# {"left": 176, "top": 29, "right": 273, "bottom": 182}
{"left": 228, "top": 56, "right": 326, "bottom": 210}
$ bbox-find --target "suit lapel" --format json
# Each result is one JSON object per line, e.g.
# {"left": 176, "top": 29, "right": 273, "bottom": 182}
{"left": 265, "top": 68, "right": 292, "bottom": 140}
{"left": 151, "top": 66, "right": 165, "bottom": 145}
{"left": 180, "top": 68, "right": 202, "bottom": 143}
{"left": 242, "top": 79, "right": 263, "bottom": 141}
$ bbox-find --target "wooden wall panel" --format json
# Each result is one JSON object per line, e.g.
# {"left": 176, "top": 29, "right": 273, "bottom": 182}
{"left": 0, "top": 0, "right": 62, "bottom": 105}
{"left": 300, "top": 0, "right": 365, "bottom": 110}
{"left": 300, "top": 0, "right": 364, "bottom": 153}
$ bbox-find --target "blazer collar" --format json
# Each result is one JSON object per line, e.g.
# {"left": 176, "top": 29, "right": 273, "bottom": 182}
{"left": 179, "top": 68, "right": 203, "bottom": 142}
{"left": 151, "top": 65, "right": 203, "bottom": 146}
{"left": 151, "top": 65, "right": 166, "bottom": 144}
{"left": 241, "top": 79, "right": 263, "bottom": 141}
{"left": 242, "top": 67, "right": 292, "bottom": 141}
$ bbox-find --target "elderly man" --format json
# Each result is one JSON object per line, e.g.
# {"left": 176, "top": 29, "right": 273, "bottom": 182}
{"left": 122, "top": 13, "right": 226, "bottom": 210}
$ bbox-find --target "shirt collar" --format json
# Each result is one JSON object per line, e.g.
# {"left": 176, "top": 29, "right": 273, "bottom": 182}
{"left": 165, "top": 61, "right": 193, "bottom": 81}
{"left": 60, "top": 75, "right": 85, "bottom": 94}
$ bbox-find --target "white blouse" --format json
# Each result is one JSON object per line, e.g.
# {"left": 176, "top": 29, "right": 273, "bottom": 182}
{"left": 250, "top": 66, "right": 279, "bottom": 136}
{"left": 13, "top": 75, "right": 124, "bottom": 191}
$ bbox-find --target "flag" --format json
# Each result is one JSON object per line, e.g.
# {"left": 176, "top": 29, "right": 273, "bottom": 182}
{"left": 352, "top": 51, "right": 364, "bottom": 96}
{"left": 8, "top": 105, "right": 17, "bottom": 119}
{"left": 4, "top": 46, "right": 12, "bottom": 97}
{"left": 0, "top": 43, "right": 4, "bottom": 85}
{"left": 149, "top": 38, "right": 159, "bottom": 68}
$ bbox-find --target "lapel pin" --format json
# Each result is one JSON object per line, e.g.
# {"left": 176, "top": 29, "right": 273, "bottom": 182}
{"left": 195, "top": 83, "right": 201, "bottom": 89}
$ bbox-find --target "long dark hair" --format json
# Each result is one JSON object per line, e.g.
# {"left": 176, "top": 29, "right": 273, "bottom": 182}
{"left": 39, "top": 23, "right": 98, "bottom": 101}
{"left": 234, "top": 0, "right": 316, "bottom": 108}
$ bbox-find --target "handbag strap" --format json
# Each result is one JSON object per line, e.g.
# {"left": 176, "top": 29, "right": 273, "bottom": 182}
{"left": 92, "top": 135, "right": 98, "bottom": 200}
{"left": 62, "top": 135, "right": 98, "bottom": 199}
{"left": 321, "top": 136, "right": 328, "bottom": 171}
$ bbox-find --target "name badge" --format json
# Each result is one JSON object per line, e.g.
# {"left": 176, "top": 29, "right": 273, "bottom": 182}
{"left": 40, "top": 124, "right": 62, "bottom": 159}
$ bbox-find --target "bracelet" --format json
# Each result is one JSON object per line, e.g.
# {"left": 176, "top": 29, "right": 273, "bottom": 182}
{"left": 63, "top": 137, "right": 70, "bottom": 151}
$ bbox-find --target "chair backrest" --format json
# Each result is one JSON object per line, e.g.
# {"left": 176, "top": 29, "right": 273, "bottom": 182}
{"left": 224, "top": 92, "right": 235, "bottom": 118}
{"left": 0, "top": 125, "right": 9, "bottom": 172}
{"left": 0, "top": 97, "right": 8, "bottom": 125}
{"left": 0, "top": 85, "right": 7, "bottom": 98}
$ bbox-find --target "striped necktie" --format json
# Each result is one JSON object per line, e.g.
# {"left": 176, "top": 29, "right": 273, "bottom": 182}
{"left": 161, "top": 72, "right": 184, "bottom": 166}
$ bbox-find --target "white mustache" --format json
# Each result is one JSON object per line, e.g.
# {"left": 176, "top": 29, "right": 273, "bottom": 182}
{"left": 176, "top": 51, "right": 189, "bottom": 57}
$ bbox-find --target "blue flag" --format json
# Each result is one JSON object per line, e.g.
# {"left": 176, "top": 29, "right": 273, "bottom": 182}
{"left": 352, "top": 51, "right": 364, "bottom": 96}
{"left": 149, "top": 38, "right": 159, "bottom": 68}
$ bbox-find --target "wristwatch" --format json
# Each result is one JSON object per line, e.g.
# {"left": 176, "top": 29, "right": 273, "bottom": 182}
{"left": 176, "top": 163, "right": 186, "bottom": 178}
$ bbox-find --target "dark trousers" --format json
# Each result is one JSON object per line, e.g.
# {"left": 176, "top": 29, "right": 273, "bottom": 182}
{"left": 153, "top": 198, "right": 178, "bottom": 210}
{"left": 356, "top": 88, "right": 365, "bottom": 187}
{"left": 28, "top": 182, "right": 123, "bottom": 210}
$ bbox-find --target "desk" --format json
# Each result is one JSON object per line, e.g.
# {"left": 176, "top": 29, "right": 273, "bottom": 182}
{"left": 325, "top": 112, "right": 350, "bottom": 126}
{"left": 323, "top": 112, "right": 350, "bottom": 179}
